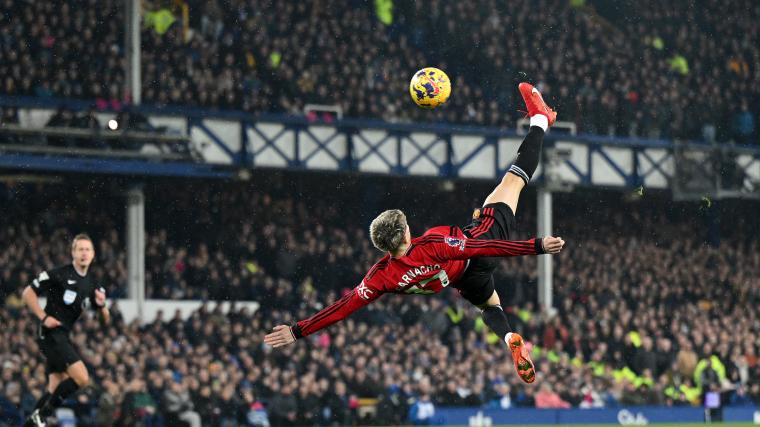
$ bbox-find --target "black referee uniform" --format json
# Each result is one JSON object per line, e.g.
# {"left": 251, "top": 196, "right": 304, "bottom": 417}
{"left": 31, "top": 264, "right": 105, "bottom": 374}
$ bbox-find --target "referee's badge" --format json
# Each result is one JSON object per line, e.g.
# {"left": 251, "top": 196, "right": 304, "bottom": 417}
{"left": 63, "top": 289, "right": 77, "bottom": 305}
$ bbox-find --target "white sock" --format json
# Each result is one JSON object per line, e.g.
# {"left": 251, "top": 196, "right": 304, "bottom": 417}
{"left": 505, "top": 332, "right": 513, "bottom": 344}
{"left": 530, "top": 114, "right": 549, "bottom": 132}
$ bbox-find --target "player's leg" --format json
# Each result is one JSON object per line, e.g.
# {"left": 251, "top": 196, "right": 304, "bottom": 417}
{"left": 475, "top": 289, "right": 537, "bottom": 384}
{"left": 39, "top": 362, "right": 88, "bottom": 417}
{"left": 37, "top": 373, "right": 64, "bottom": 409}
{"left": 38, "top": 355, "right": 89, "bottom": 420}
{"left": 483, "top": 83, "right": 556, "bottom": 214}
{"left": 47, "top": 372, "right": 66, "bottom": 393}
{"left": 477, "top": 291, "right": 509, "bottom": 342}
{"left": 65, "top": 361, "right": 90, "bottom": 388}
{"left": 24, "top": 373, "right": 62, "bottom": 426}
{"left": 26, "top": 335, "right": 69, "bottom": 427}
{"left": 25, "top": 372, "right": 67, "bottom": 426}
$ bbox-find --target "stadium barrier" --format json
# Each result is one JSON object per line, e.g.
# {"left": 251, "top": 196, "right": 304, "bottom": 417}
{"left": 432, "top": 406, "right": 760, "bottom": 425}
{"left": 723, "top": 407, "right": 760, "bottom": 423}
{"left": 36, "top": 297, "right": 259, "bottom": 323}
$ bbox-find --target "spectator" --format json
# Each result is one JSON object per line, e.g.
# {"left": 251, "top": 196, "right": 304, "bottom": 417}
{"left": 267, "top": 383, "right": 298, "bottom": 427}
{"left": 488, "top": 382, "right": 512, "bottom": 409}
{"left": 535, "top": 383, "right": 571, "bottom": 409}
{"left": 376, "top": 383, "right": 409, "bottom": 426}
{"left": 164, "top": 380, "right": 202, "bottom": 427}
{"left": 408, "top": 381, "right": 441, "bottom": 426}
{"left": 240, "top": 388, "right": 269, "bottom": 427}
{"left": 0, "top": 382, "right": 24, "bottom": 427}
{"left": 633, "top": 336, "right": 658, "bottom": 376}
{"left": 120, "top": 379, "right": 160, "bottom": 427}
{"left": 656, "top": 338, "right": 675, "bottom": 378}
{"left": 676, "top": 340, "right": 698, "bottom": 378}
{"left": 728, "top": 385, "right": 754, "bottom": 407}
{"left": 732, "top": 100, "right": 756, "bottom": 144}
{"left": 435, "top": 381, "right": 463, "bottom": 407}
{"left": 1, "top": 0, "right": 759, "bottom": 142}
{"left": 96, "top": 379, "right": 119, "bottom": 426}
{"left": 699, "top": 359, "right": 722, "bottom": 393}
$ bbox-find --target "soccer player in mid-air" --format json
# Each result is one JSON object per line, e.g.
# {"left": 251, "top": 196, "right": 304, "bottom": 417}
{"left": 265, "top": 83, "right": 561, "bottom": 383}
{"left": 22, "top": 234, "right": 110, "bottom": 427}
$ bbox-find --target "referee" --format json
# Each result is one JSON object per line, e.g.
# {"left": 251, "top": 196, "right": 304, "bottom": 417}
{"left": 21, "top": 234, "right": 110, "bottom": 427}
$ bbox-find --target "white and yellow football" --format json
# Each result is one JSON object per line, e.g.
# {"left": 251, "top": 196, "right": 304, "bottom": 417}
{"left": 409, "top": 67, "right": 451, "bottom": 109}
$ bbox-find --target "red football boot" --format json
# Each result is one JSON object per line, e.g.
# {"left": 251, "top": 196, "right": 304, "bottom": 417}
{"left": 518, "top": 82, "right": 557, "bottom": 126}
{"left": 506, "top": 332, "right": 536, "bottom": 384}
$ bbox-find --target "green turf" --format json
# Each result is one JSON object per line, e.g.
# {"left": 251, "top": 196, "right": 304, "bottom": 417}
{"left": 460, "top": 424, "right": 753, "bottom": 427}
{"left": 384, "top": 424, "right": 757, "bottom": 427}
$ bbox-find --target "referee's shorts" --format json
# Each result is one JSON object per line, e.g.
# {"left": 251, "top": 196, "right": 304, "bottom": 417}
{"left": 37, "top": 326, "right": 81, "bottom": 375}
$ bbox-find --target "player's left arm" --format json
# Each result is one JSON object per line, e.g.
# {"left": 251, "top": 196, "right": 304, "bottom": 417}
{"left": 92, "top": 286, "right": 110, "bottom": 325}
{"left": 434, "top": 235, "right": 564, "bottom": 260}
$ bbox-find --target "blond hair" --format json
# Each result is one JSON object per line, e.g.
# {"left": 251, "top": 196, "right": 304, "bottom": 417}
{"left": 71, "top": 233, "right": 93, "bottom": 250}
{"left": 369, "top": 209, "right": 407, "bottom": 253}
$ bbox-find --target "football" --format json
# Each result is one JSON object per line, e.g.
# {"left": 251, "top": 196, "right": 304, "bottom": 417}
{"left": 409, "top": 67, "right": 451, "bottom": 108}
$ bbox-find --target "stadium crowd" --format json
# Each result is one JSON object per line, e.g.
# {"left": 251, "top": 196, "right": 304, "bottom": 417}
{"left": 1, "top": 0, "right": 758, "bottom": 142}
{"left": 1, "top": 177, "right": 760, "bottom": 426}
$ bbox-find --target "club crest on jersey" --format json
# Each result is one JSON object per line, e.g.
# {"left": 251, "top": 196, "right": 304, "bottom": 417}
{"left": 63, "top": 289, "right": 77, "bottom": 305}
{"left": 445, "top": 236, "right": 465, "bottom": 251}
{"left": 356, "top": 281, "right": 374, "bottom": 300}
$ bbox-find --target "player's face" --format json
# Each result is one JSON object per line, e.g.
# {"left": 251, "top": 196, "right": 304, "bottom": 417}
{"left": 71, "top": 239, "right": 95, "bottom": 267}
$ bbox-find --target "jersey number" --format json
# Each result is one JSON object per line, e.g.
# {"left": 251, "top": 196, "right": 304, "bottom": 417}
{"left": 405, "top": 270, "right": 450, "bottom": 295}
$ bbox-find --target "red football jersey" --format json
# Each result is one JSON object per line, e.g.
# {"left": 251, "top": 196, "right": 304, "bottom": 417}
{"left": 292, "top": 225, "right": 543, "bottom": 338}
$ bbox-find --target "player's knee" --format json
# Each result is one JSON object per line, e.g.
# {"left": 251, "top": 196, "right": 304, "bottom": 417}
{"left": 485, "top": 291, "right": 501, "bottom": 307}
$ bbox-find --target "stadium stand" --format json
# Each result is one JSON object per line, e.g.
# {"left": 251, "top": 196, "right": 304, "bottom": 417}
{"left": 1, "top": 0, "right": 758, "bottom": 141}
{"left": 2, "top": 1, "right": 760, "bottom": 425}
{"left": 1, "top": 176, "right": 759, "bottom": 426}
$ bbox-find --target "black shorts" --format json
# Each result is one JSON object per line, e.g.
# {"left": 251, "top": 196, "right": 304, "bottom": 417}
{"left": 454, "top": 202, "right": 517, "bottom": 306}
{"left": 37, "top": 327, "right": 81, "bottom": 374}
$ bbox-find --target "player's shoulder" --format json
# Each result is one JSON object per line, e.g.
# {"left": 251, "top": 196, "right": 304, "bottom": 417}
{"left": 414, "top": 225, "right": 465, "bottom": 244}
{"left": 364, "top": 253, "right": 392, "bottom": 282}
{"left": 421, "top": 225, "right": 453, "bottom": 237}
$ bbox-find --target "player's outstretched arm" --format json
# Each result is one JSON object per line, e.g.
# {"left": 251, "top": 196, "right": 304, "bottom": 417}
{"left": 434, "top": 235, "right": 565, "bottom": 260}
{"left": 264, "top": 281, "right": 382, "bottom": 348}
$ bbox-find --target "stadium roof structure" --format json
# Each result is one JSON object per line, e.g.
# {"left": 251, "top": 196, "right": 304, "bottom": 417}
{"left": 1, "top": 96, "right": 759, "bottom": 199}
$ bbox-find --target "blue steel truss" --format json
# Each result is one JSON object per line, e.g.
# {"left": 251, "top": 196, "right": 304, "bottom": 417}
{"left": 1, "top": 95, "right": 759, "bottom": 193}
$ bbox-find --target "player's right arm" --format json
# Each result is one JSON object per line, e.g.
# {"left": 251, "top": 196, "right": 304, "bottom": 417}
{"left": 22, "top": 269, "right": 62, "bottom": 328}
{"left": 263, "top": 280, "right": 383, "bottom": 348}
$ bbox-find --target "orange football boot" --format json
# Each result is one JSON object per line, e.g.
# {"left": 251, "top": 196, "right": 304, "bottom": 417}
{"left": 506, "top": 332, "right": 536, "bottom": 384}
